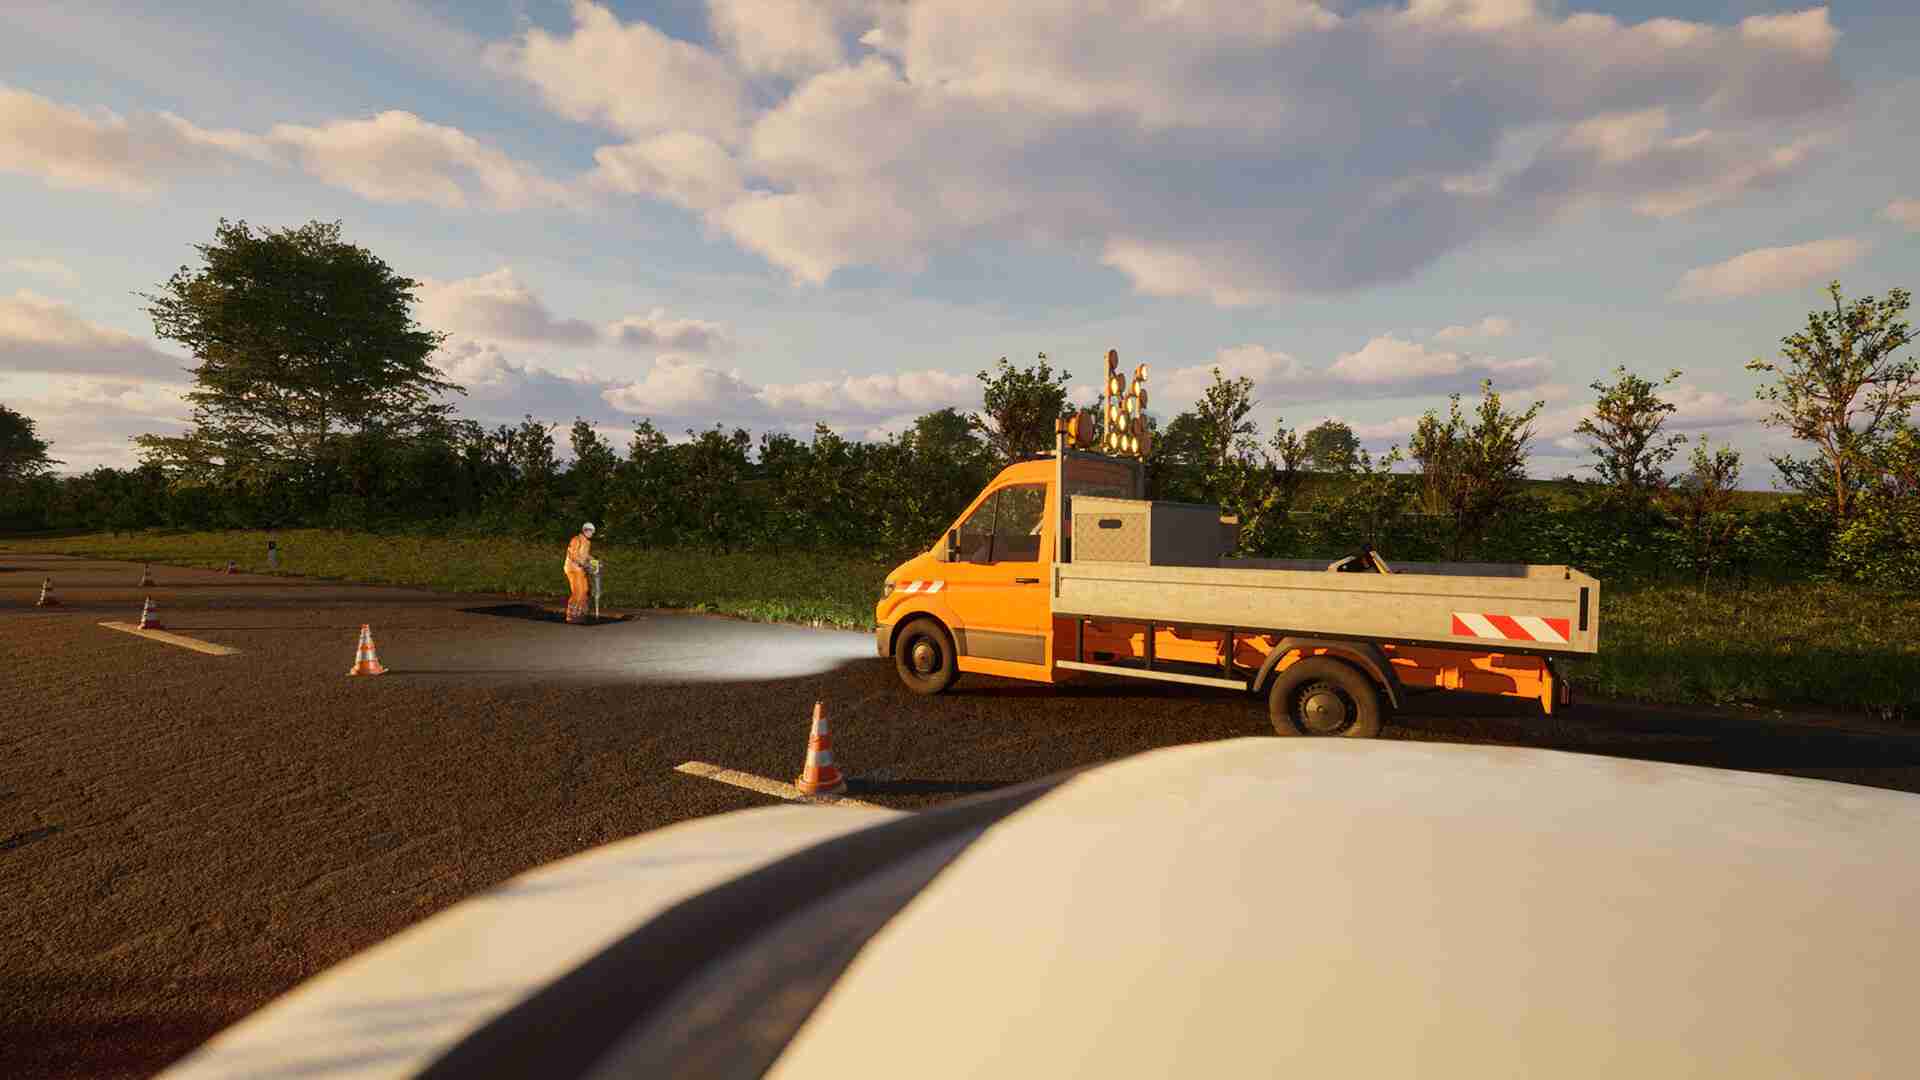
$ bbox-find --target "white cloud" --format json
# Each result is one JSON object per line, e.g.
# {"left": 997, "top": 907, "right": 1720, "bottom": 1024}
{"left": 5, "top": 375, "right": 192, "bottom": 473}
{"left": 3, "top": 258, "right": 78, "bottom": 286}
{"left": 0, "top": 86, "right": 247, "bottom": 196}
{"left": 430, "top": 340, "right": 616, "bottom": 423}
{"left": 646, "top": 0, "right": 1849, "bottom": 299}
{"left": 1433, "top": 315, "right": 1514, "bottom": 341}
{"left": 417, "top": 271, "right": 729, "bottom": 354}
{"left": 1330, "top": 336, "right": 1547, "bottom": 386}
{"left": 754, "top": 368, "right": 975, "bottom": 421}
{"left": 256, "top": 111, "right": 579, "bottom": 211}
{"left": 1148, "top": 336, "right": 1550, "bottom": 418}
{"left": 1666, "top": 382, "right": 1771, "bottom": 430}
{"left": 0, "top": 86, "right": 574, "bottom": 210}
{"left": 1736, "top": 7, "right": 1838, "bottom": 60}
{"left": 602, "top": 354, "right": 764, "bottom": 416}
{"left": 1671, "top": 236, "right": 1871, "bottom": 301}
{"left": 1158, "top": 345, "right": 1305, "bottom": 403}
{"left": 416, "top": 270, "right": 599, "bottom": 346}
{"left": 1883, "top": 199, "right": 1920, "bottom": 232}
{"left": 0, "top": 291, "right": 188, "bottom": 379}
{"left": 605, "top": 309, "right": 730, "bottom": 352}
{"left": 708, "top": 0, "right": 864, "bottom": 79}
{"left": 588, "top": 132, "right": 746, "bottom": 212}
{"left": 486, "top": 0, "right": 749, "bottom": 143}
{"left": 1345, "top": 414, "right": 1421, "bottom": 441}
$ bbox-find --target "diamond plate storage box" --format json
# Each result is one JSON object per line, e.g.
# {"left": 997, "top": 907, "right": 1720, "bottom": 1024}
{"left": 1070, "top": 496, "right": 1228, "bottom": 567}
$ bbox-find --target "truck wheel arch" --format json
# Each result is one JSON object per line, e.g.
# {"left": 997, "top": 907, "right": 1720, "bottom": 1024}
{"left": 887, "top": 611, "right": 956, "bottom": 657}
{"left": 1252, "top": 637, "right": 1403, "bottom": 712}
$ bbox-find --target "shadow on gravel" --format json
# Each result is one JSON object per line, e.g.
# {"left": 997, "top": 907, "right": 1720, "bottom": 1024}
{"left": 459, "top": 603, "right": 633, "bottom": 626}
{"left": 1, "top": 825, "right": 63, "bottom": 852}
{"left": 1394, "top": 692, "right": 1920, "bottom": 776}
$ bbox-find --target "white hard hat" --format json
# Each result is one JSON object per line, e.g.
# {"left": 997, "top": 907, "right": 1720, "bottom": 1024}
{"left": 582, "top": 522, "right": 596, "bottom": 534}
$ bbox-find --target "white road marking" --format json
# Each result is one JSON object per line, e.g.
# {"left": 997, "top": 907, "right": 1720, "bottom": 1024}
{"left": 673, "top": 761, "right": 888, "bottom": 810}
{"left": 99, "top": 621, "right": 241, "bottom": 656}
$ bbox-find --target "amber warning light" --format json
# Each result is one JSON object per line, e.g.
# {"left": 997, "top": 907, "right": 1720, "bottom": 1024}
{"left": 1065, "top": 349, "right": 1151, "bottom": 458}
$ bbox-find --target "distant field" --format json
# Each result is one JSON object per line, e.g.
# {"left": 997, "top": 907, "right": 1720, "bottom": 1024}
{"left": 7, "top": 529, "right": 1913, "bottom": 722}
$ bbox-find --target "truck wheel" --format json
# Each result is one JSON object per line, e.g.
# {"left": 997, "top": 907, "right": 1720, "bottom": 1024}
{"left": 1268, "top": 657, "right": 1383, "bottom": 738}
{"left": 895, "top": 618, "right": 959, "bottom": 695}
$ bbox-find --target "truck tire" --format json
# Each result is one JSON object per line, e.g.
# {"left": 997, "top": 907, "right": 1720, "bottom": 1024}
{"left": 895, "top": 617, "right": 960, "bottom": 695}
{"left": 1268, "top": 657, "right": 1383, "bottom": 738}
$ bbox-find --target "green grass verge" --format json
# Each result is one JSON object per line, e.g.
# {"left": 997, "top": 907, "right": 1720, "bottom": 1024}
{"left": 8, "top": 529, "right": 1914, "bottom": 721}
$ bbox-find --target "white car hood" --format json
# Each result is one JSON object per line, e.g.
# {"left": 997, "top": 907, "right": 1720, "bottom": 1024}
{"left": 161, "top": 739, "right": 1920, "bottom": 1078}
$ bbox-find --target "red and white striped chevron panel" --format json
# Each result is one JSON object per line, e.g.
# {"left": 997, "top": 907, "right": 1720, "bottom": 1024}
{"left": 1451, "top": 611, "right": 1571, "bottom": 644}
{"left": 898, "top": 580, "right": 946, "bottom": 594}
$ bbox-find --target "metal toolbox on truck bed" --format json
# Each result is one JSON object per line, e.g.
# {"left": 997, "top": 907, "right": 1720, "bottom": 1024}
{"left": 1069, "top": 496, "right": 1230, "bottom": 568}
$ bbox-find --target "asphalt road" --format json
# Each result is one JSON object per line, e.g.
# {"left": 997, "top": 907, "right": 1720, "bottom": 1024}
{"left": 6, "top": 551, "right": 1920, "bottom": 1079}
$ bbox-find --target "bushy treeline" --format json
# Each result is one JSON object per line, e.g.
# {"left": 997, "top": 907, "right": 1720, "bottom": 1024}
{"left": 2, "top": 216, "right": 1913, "bottom": 591}
{"left": 0, "top": 410, "right": 1002, "bottom": 564}
{"left": 2, "top": 403, "right": 1892, "bottom": 589}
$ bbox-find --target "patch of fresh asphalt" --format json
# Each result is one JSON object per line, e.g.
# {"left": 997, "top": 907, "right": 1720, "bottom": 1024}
{"left": 4, "top": 550, "right": 1920, "bottom": 1080}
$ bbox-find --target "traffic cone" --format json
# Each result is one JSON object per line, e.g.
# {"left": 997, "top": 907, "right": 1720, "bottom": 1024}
{"left": 35, "top": 578, "right": 58, "bottom": 607}
{"left": 138, "top": 597, "right": 162, "bottom": 630}
{"left": 793, "top": 701, "right": 847, "bottom": 796}
{"left": 138, "top": 564, "right": 155, "bottom": 587}
{"left": 225, "top": 560, "right": 239, "bottom": 575}
{"left": 347, "top": 624, "right": 387, "bottom": 676}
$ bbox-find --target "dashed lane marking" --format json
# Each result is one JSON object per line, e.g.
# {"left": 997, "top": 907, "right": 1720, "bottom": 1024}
{"left": 99, "top": 622, "right": 242, "bottom": 656}
{"left": 673, "top": 761, "right": 888, "bottom": 810}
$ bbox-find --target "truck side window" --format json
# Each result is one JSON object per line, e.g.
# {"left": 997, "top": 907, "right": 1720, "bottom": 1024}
{"left": 995, "top": 484, "right": 1046, "bottom": 562}
{"left": 956, "top": 491, "right": 998, "bottom": 563}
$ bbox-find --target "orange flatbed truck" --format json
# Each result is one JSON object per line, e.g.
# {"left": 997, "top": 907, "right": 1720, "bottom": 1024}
{"left": 876, "top": 424, "right": 1599, "bottom": 737}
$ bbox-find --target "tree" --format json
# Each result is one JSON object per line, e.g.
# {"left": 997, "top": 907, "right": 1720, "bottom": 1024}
{"left": 134, "top": 218, "right": 460, "bottom": 511}
{"left": 1234, "top": 419, "right": 1312, "bottom": 555}
{"left": 1302, "top": 420, "right": 1360, "bottom": 472}
{"left": 1409, "top": 380, "right": 1544, "bottom": 559}
{"left": 1192, "top": 368, "right": 1258, "bottom": 475}
{"left": 566, "top": 419, "right": 619, "bottom": 529}
{"left": 971, "top": 353, "right": 1074, "bottom": 463}
{"left": 1318, "top": 446, "right": 1414, "bottom": 553}
{"left": 1575, "top": 365, "right": 1685, "bottom": 508}
{"left": 1746, "top": 281, "right": 1917, "bottom": 526}
{"left": 0, "top": 404, "right": 60, "bottom": 482}
{"left": 1657, "top": 437, "right": 1743, "bottom": 584}
{"left": 1829, "top": 420, "right": 1920, "bottom": 589}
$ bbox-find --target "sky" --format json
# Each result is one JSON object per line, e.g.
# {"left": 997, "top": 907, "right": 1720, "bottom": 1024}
{"left": 2, "top": 0, "right": 1916, "bottom": 483}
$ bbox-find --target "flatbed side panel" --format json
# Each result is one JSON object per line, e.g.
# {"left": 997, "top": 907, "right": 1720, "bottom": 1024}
{"left": 1055, "top": 563, "right": 1599, "bottom": 656}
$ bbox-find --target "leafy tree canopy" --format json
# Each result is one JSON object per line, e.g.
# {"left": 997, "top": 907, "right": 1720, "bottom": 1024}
{"left": 1747, "top": 280, "right": 1916, "bottom": 524}
{"left": 1302, "top": 420, "right": 1360, "bottom": 471}
{"left": 135, "top": 218, "right": 460, "bottom": 494}
{"left": 971, "top": 353, "right": 1074, "bottom": 463}
{"left": 0, "top": 403, "right": 61, "bottom": 482}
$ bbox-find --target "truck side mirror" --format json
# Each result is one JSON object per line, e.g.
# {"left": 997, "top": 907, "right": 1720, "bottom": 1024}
{"left": 945, "top": 529, "right": 959, "bottom": 562}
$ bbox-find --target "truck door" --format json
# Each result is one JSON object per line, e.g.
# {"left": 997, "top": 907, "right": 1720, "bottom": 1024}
{"left": 944, "top": 481, "right": 1052, "bottom": 670}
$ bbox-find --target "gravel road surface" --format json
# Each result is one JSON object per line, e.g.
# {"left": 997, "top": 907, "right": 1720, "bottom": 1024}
{"left": 5, "top": 552, "right": 1918, "bottom": 1079}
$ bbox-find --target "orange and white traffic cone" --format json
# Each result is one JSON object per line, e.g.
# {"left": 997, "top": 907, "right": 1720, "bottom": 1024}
{"left": 139, "top": 564, "right": 155, "bottom": 587}
{"left": 793, "top": 701, "right": 847, "bottom": 796}
{"left": 138, "top": 597, "right": 162, "bottom": 629}
{"left": 35, "top": 578, "right": 58, "bottom": 607}
{"left": 348, "top": 624, "right": 387, "bottom": 676}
